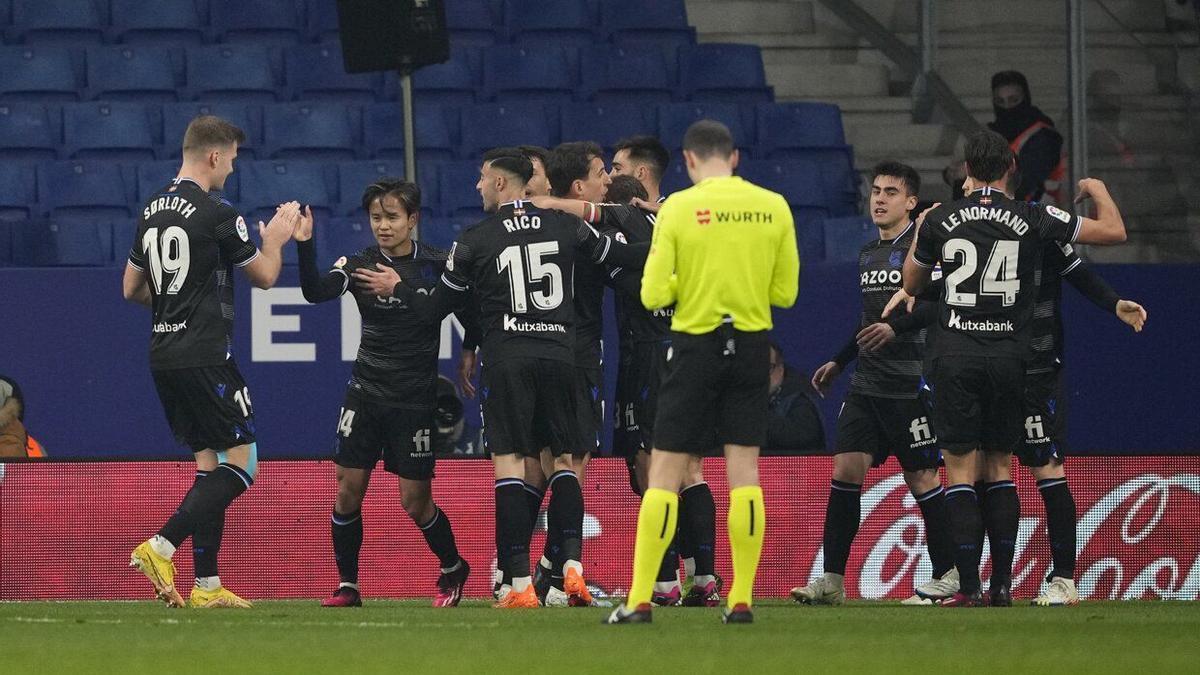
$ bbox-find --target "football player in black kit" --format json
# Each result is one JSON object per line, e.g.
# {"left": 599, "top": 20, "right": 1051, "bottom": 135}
{"left": 294, "top": 179, "right": 468, "bottom": 608}
{"left": 900, "top": 131, "right": 1127, "bottom": 606}
{"left": 790, "top": 162, "right": 957, "bottom": 606}
{"left": 125, "top": 115, "right": 300, "bottom": 608}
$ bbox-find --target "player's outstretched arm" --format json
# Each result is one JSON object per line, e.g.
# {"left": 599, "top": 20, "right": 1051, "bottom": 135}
{"left": 294, "top": 207, "right": 346, "bottom": 303}
{"left": 121, "top": 263, "right": 151, "bottom": 306}
{"left": 1072, "top": 178, "right": 1126, "bottom": 245}
{"left": 1061, "top": 259, "right": 1146, "bottom": 331}
{"left": 243, "top": 201, "right": 301, "bottom": 289}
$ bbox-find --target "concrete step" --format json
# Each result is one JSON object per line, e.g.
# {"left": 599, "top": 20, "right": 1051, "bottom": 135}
{"left": 809, "top": 0, "right": 1168, "bottom": 34}
{"left": 845, "top": 121, "right": 957, "bottom": 156}
{"left": 765, "top": 62, "right": 891, "bottom": 97}
{"left": 687, "top": 0, "right": 815, "bottom": 36}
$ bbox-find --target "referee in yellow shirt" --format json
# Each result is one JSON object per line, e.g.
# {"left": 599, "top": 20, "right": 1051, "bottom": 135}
{"left": 607, "top": 120, "right": 800, "bottom": 624}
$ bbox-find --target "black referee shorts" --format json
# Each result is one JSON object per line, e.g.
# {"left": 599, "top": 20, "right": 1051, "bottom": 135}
{"left": 152, "top": 363, "right": 257, "bottom": 453}
{"left": 653, "top": 327, "right": 769, "bottom": 455}
{"left": 1016, "top": 368, "right": 1069, "bottom": 467}
{"left": 927, "top": 355, "right": 1025, "bottom": 455}
{"left": 480, "top": 357, "right": 576, "bottom": 459}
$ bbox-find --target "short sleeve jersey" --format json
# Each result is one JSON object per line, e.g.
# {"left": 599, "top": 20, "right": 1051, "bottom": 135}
{"left": 442, "top": 200, "right": 602, "bottom": 365}
{"left": 330, "top": 242, "right": 449, "bottom": 408}
{"left": 851, "top": 223, "right": 926, "bottom": 399}
{"left": 599, "top": 204, "right": 673, "bottom": 344}
{"left": 912, "top": 187, "right": 1082, "bottom": 359}
{"left": 1028, "top": 239, "right": 1084, "bottom": 374}
{"left": 127, "top": 178, "right": 258, "bottom": 370}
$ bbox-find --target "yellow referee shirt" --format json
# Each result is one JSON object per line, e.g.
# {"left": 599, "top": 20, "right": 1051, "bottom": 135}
{"left": 641, "top": 175, "right": 800, "bottom": 334}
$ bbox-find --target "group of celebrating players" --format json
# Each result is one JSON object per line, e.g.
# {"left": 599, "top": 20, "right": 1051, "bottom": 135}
{"left": 122, "top": 111, "right": 1143, "bottom": 621}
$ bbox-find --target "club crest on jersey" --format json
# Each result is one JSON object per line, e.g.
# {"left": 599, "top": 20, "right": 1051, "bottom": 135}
{"left": 889, "top": 250, "right": 904, "bottom": 268}
{"left": 696, "top": 209, "right": 711, "bottom": 225}
{"left": 235, "top": 216, "right": 249, "bottom": 242}
{"left": 1046, "top": 205, "right": 1072, "bottom": 223}
{"left": 333, "top": 256, "right": 348, "bottom": 269}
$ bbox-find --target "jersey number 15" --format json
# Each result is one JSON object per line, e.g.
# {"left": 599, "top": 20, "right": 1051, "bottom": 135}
{"left": 496, "top": 242, "right": 564, "bottom": 313}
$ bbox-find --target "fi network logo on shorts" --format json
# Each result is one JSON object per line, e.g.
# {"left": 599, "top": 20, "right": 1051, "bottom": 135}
{"left": 947, "top": 309, "right": 1014, "bottom": 333}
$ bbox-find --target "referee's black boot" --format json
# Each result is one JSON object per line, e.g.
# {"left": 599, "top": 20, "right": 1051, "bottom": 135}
{"left": 721, "top": 603, "right": 753, "bottom": 624}
{"left": 605, "top": 603, "right": 652, "bottom": 624}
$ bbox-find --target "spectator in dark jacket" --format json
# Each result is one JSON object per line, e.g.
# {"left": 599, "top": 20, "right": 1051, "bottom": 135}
{"left": 765, "top": 343, "right": 826, "bottom": 454}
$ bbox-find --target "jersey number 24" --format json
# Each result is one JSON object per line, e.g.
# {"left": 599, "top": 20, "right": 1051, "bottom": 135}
{"left": 942, "top": 238, "right": 1019, "bottom": 307}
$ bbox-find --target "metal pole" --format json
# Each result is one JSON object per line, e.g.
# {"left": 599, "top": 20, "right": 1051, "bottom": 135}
{"left": 400, "top": 71, "right": 418, "bottom": 237}
{"left": 913, "top": 0, "right": 937, "bottom": 123}
{"left": 1067, "top": 0, "right": 1088, "bottom": 191}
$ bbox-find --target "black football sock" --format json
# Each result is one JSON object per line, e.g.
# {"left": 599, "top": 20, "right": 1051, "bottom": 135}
{"left": 157, "top": 469, "right": 209, "bottom": 547}
{"left": 172, "top": 469, "right": 207, "bottom": 566}
{"left": 418, "top": 505, "right": 462, "bottom": 571}
{"left": 823, "top": 480, "right": 861, "bottom": 576}
{"left": 945, "top": 484, "right": 983, "bottom": 595}
{"left": 983, "top": 480, "right": 1019, "bottom": 589}
{"left": 656, "top": 529, "right": 680, "bottom": 584}
{"left": 680, "top": 482, "right": 716, "bottom": 576}
{"left": 495, "top": 479, "right": 531, "bottom": 581}
{"left": 1038, "top": 478, "right": 1077, "bottom": 581}
{"left": 547, "top": 470, "right": 584, "bottom": 566}
{"left": 524, "top": 482, "right": 545, "bottom": 537}
{"left": 915, "top": 485, "right": 955, "bottom": 579}
{"left": 331, "top": 508, "right": 363, "bottom": 585}
{"left": 973, "top": 480, "right": 988, "bottom": 564}
{"left": 186, "top": 464, "right": 251, "bottom": 578}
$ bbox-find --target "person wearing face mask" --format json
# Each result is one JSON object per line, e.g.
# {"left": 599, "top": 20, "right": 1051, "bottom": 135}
{"left": 988, "top": 70, "right": 1067, "bottom": 204}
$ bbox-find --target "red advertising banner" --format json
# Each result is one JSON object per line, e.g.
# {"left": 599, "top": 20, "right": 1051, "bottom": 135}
{"left": 1, "top": 457, "right": 1197, "bottom": 601}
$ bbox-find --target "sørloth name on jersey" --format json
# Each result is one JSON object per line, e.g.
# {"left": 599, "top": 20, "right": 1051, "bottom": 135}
{"left": 142, "top": 195, "right": 197, "bottom": 221}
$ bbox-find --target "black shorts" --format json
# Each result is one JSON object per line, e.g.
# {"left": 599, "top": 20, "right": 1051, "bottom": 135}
{"left": 333, "top": 391, "right": 435, "bottom": 480}
{"left": 1016, "top": 368, "right": 1068, "bottom": 467}
{"left": 573, "top": 365, "right": 603, "bottom": 454}
{"left": 611, "top": 340, "right": 670, "bottom": 458}
{"left": 480, "top": 357, "right": 576, "bottom": 458}
{"left": 152, "top": 363, "right": 257, "bottom": 453}
{"left": 834, "top": 392, "right": 940, "bottom": 472}
{"left": 654, "top": 327, "right": 769, "bottom": 455}
{"left": 927, "top": 355, "right": 1025, "bottom": 455}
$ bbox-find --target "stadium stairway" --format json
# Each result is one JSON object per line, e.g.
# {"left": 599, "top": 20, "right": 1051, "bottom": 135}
{"left": 688, "top": 0, "right": 1200, "bottom": 262}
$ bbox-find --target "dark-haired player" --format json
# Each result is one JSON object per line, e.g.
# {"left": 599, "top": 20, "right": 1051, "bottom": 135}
{"left": 900, "top": 130, "right": 1126, "bottom": 606}
{"left": 790, "top": 161, "right": 957, "bottom": 605}
{"left": 611, "top": 135, "right": 670, "bottom": 204}
{"left": 125, "top": 115, "right": 300, "bottom": 608}
{"left": 294, "top": 179, "right": 468, "bottom": 608}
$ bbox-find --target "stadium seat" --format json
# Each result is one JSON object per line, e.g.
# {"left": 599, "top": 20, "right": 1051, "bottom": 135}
{"left": 0, "top": 46, "right": 83, "bottom": 102}
{"left": 109, "top": 0, "right": 207, "bottom": 45}
{"left": 822, "top": 216, "right": 875, "bottom": 263}
{"left": 136, "top": 160, "right": 242, "bottom": 206}
{"left": 286, "top": 44, "right": 382, "bottom": 104}
{"left": 8, "top": 0, "right": 106, "bottom": 44}
{"left": 446, "top": 0, "right": 499, "bottom": 47}
{"left": 601, "top": 0, "right": 695, "bottom": 51}
{"left": 306, "top": 0, "right": 340, "bottom": 42}
{"left": 411, "top": 53, "right": 479, "bottom": 107}
{"left": 11, "top": 220, "right": 113, "bottom": 266}
{"left": 0, "top": 220, "right": 11, "bottom": 265}
{"left": 560, "top": 104, "right": 657, "bottom": 154}
{"left": 337, "top": 160, "right": 407, "bottom": 215}
{"left": 210, "top": 0, "right": 304, "bottom": 45}
{"left": 738, "top": 159, "right": 828, "bottom": 260}
{"left": 0, "top": 162, "right": 39, "bottom": 220}
{"left": 483, "top": 45, "right": 576, "bottom": 103}
{"left": 317, "top": 216, "right": 380, "bottom": 262}
{"left": 579, "top": 46, "right": 675, "bottom": 104}
{"left": 364, "top": 103, "right": 458, "bottom": 162}
{"left": 756, "top": 102, "right": 847, "bottom": 152}
{"left": 85, "top": 46, "right": 183, "bottom": 103}
{"left": 460, "top": 103, "right": 555, "bottom": 158}
{"left": 39, "top": 161, "right": 135, "bottom": 223}
{"left": 185, "top": 45, "right": 282, "bottom": 103}
{"left": 238, "top": 160, "right": 337, "bottom": 225}
{"left": 659, "top": 159, "right": 690, "bottom": 196}
{"left": 263, "top": 103, "right": 360, "bottom": 161}
{"left": 503, "top": 0, "right": 595, "bottom": 48}
{"left": 658, "top": 102, "right": 755, "bottom": 156}
{"left": 414, "top": 219, "right": 459, "bottom": 251}
{"left": 0, "top": 103, "right": 61, "bottom": 161}
{"left": 161, "top": 102, "right": 263, "bottom": 159}
{"left": 437, "top": 160, "right": 487, "bottom": 221}
{"left": 63, "top": 102, "right": 159, "bottom": 161}
{"left": 678, "top": 44, "right": 773, "bottom": 103}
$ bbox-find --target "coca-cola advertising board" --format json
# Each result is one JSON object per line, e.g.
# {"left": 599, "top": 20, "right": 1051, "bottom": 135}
{"left": 2, "top": 457, "right": 1197, "bottom": 601}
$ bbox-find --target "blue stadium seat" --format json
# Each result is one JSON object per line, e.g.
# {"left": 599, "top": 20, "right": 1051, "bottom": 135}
{"left": 579, "top": 45, "right": 675, "bottom": 104}
{"left": 185, "top": 45, "right": 282, "bottom": 103}
{"left": 136, "top": 160, "right": 243, "bottom": 206}
{"left": 437, "top": 160, "right": 487, "bottom": 220}
{"left": 238, "top": 160, "right": 337, "bottom": 225}
{"left": 738, "top": 159, "right": 828, "bottom": 260}
{"left": 86, "top": 46, "right": 183, "bottom": 102}
{"left": 286, "top": 43, "right": 382, "bottom": 104}
{"left": 659, "top": 159, "right": 690, "bottom": 196}
{"left": 756, "top": 102, "right": 847, "bottom": 152}
{"left": 317, "top": 216, "right": 378, "bottom": 262}
{"left": 63, "top": 102, "right": 159, "bottom": 161}
{"left": 460, "top": 103, "right": 554, "bottom": 158}
{"left": 483, "top": 45, "right": 576, "bottom": 103}
{"left": 8, "top": 0, "right": 105, "bottom": 44}
{"left": 504, "top": 0, "right": 595, "bottom": 48}
{"left": 0, "top": 162, "right": 39, "bottom": 220}
{"left": 109, "top": 0, "right": 206, "bottom": 45}
{"left": 0, "top": 103, "right": 60, "bottom": 161}
{"left": 678, "top": 44, "right": 773, "bottom": 103}
{"left": 364, "top": 103, "right": 458, "bottom": 162}
{"left": 411, "top": 53, "right": 479, "bottom": 107}
{"left": 0, "top": 47, "right": 83, "bottom": 102}
{"left": 263, "top": 103, "right": 360, "bottom": 161}
{"left": 415, "top": 219, "right": 459, "bottom": 251}
{"left": 560, "top": 104, "right": 657, "bottom": 153}
{"left": 12, "top": 220, "right": 113, "bottom": 265}
{"left": 446, "top": 0, "right": 499, "bottom": 47}
{"left": 210, "top": 0, "right": 304, "bottom": 45}
{"left": 306, "top": 0, "right": 340, "bottom": 42}
{"left": 161, "top": 102, "right": 263, "bottom": 159}
{"left": 601, "top": 0, "right": 695, "bottom": 51}
{"left": 0, "top": 220, "right": 11, "bottom": 266}
{"left": 39, "top": 161, "right": 135, "bottom": 223}
{"left": 337, "top": 160, "right": 407, "bottom": 215}
{"left": 822, "top": 216, "right": 874, "bottom": 263}
{"left": 658, "top": 102, "right": 755, "bottom": 156}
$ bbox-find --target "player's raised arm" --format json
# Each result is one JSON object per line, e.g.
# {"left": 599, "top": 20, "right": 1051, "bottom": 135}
{"left": 1070, "top": 178, "right": 1126, "bottom": 245}
{"left": 241, "top": 201, "right": 301, "bottom": 289}
{"left": 294, "top": 206, "right": 349, "bottom": 304}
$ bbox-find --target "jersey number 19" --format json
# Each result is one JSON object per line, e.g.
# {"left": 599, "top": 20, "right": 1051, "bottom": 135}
{"left": 142, "top": 226, "right": 192, "bottom": 295}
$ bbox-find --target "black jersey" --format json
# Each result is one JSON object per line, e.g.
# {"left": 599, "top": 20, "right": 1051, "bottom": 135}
{"left": 1028, "top": 239, "right": 1083, "bottom": 374}
{"left": 599, "top": 204, "right": 673, "bottom": 344}
{"left": 127, "top": 178, "right": 258, "bottom": 371}
{"left": 442, "top": 200, "right": 611, "bottom": 365}
{"left": 851, "top": 223, "right": 926, "bottom": 399}
{"left": 574, "top": 250, "right": 606, "bottom": 365}
{"left": 912, "top": 187, "right": 1081, "bottom": 359}
{"left": 330, "top": 242, "right": 448, "bottom": 408}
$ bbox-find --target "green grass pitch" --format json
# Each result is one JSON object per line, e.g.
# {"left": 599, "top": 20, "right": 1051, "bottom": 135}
{"left": 2, "top": 600, "right": 1198, "bottom": 673}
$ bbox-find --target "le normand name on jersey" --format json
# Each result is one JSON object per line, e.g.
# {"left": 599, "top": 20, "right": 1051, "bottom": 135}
{"left": 143, "top": 194, "right": 198, "bottom": 220}
{"left": 939, "top": 205, "right": 1031, "bottom": 235}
